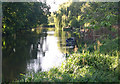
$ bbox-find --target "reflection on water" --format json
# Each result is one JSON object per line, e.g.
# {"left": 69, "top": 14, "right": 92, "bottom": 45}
{"left": 2, "top": 28, "right": 77, "bottom": 82}
{"left": 27, "top": 31, "right": 65, "bottom": 72}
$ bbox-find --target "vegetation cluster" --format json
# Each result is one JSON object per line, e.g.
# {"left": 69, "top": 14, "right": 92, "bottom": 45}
{"left": 2, "top": 2, "right": 50, "bottom": 36}
{"left": 2, "top": 1, "right": 119, "bottom": 83}
{"left": 52, "top": 2, "right": 118, "bottom": 30}
{"left": 17, "top": 2, "right": 119, "bottom": 82}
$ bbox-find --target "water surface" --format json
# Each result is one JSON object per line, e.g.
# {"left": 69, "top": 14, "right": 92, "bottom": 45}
{"left": 2, "top": 28, "right": 77, "bottom": 82}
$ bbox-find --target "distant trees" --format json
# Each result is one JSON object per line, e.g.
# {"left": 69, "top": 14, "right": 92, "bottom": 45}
{"left": 54, "top": 2, "right": 118, "bottom": 30}
{"left": 2, "top": 2, "right": 50, "bottom": 35}
{"left": 54, "top": 2, "right": 85, "bottom": 28}
{"left": 48, "top": 12, "right": 54, "bottom": 24}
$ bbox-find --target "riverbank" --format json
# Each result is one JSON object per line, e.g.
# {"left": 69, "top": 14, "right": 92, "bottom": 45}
{"left": 16, "top": 50, "right": 119, "bottom": 82}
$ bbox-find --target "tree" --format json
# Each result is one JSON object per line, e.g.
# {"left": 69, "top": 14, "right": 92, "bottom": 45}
{"left": 81, "top": 2, "right": 118, "bottom": 29}
{"left": 54, "top": 2, "right": 85, "bottom": 29}
{"left": 54, "top": 2, "right": 118, "bottom": 30}
{"left": 2, "top": 2, "right": 50, "bottom": 35}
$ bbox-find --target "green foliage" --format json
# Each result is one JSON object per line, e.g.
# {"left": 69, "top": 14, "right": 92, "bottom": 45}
{"left": 54, "top": 2, "right": 84, "bottom": 29}
{"left": 100, "top": 37, "right": 118, "bottom": 55}
{"left": 2, "top": 2, "right": 50, "bottom": 35}
{"left": 48, "top": 13, "right": 55, "bottom": 24}
{"left": 70, "top": 17, "right": 79, "bottom": 27}
{"left": 86, "top": 37, "right": 118, "bottom": 55}
{"left": 82, "top": 2, "right": 118, "bottom": 29}
{"left": 54, "top": 2, "right": 118, "bottom": 32}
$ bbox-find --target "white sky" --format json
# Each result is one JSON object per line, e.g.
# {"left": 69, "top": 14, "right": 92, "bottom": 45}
{"left": 46, "top": 0, "right": 69, "bottom": 12}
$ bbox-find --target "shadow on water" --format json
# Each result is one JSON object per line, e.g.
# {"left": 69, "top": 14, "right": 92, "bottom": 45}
{"left": 2, "top": 30, "right": 41, "bottom": 82}
{"left": 2, "top": 28, "right": 49, "bottom": 82}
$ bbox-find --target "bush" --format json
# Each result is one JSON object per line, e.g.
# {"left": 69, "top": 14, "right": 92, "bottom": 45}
{"left": 70, "top": 18, "right": 79, "bottom": 28}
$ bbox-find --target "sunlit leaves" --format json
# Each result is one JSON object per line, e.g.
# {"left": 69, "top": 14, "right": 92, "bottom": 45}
{"left": 55, "top": 2, "right": 118, "bottom": 30}
{"left": 85, "top": 2, "right": 118, "bottom": 29}
{"left": 54, "top": 2, "right": 85, "bottom": 28}
{"left": 2, "top": 2, "right": 50, "bottom": 35}
{"left": 84, "top": 23, "right": 90, "bottom": 27}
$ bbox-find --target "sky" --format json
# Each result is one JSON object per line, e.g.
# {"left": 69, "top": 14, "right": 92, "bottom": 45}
{"left": 46, "top": 0, "right": 69, "bottom": 12}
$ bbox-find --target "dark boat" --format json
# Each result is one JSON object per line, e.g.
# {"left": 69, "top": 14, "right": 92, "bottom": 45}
{"left": 66, "top": 37, "right": 76, "bottom": 46}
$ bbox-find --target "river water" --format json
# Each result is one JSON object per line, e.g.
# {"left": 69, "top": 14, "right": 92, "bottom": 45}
{"left": 2, "top": 27, "right": 79, "bottom": 82}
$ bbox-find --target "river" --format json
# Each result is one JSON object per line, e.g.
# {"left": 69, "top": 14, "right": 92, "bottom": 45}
{"left": 2, "top": 27, "right": 79, "bottom": 82}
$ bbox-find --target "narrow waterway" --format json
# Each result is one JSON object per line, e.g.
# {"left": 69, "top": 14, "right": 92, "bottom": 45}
{"left": 27, "top": 30, "right": 65, "bottom": 72}
{"left": 2, "top": 27, "right": 78, "bottom": 82}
